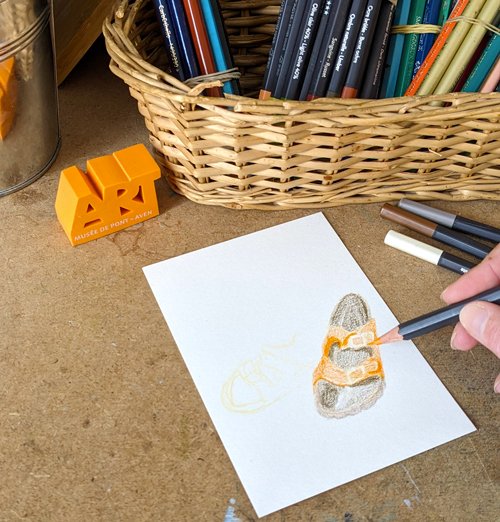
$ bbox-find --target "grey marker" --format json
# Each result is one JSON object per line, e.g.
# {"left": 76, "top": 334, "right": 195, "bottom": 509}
{"left": 398, "top": 199, "right": 500, "bottom": 244}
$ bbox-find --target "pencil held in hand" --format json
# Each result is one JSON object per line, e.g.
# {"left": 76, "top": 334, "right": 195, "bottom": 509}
{"left": 375, "top": 286, "right": 500, "bottom": 344}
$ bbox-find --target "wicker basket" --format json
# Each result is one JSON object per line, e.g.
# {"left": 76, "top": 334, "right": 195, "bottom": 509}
{"left": 103, "top": 0, "right": 500, "bottom": 209}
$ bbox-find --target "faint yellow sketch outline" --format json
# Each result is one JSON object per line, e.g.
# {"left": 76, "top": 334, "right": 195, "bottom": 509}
{"left": 221, "top": 335, "right": 308, "bottom": 414}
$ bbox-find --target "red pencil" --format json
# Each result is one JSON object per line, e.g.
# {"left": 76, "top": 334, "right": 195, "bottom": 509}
{"left": 182, "top": 0, "right": 221, "bottom": 96}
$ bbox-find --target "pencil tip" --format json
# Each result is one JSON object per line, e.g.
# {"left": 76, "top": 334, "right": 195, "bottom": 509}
{"left": 374, "top": 327, "right": 403, "bottom": 345}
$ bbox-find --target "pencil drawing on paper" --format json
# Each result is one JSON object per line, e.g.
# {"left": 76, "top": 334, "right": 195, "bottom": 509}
{"left": 221, "top": 335, "right": 306, "bottom": 414}
{"left": 313, "top": 293, "right": 385, "bottom": 418}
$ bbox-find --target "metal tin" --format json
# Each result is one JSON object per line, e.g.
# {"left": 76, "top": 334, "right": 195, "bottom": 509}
{"left": 0, "top": 0, "right": 60, "bottom": 196}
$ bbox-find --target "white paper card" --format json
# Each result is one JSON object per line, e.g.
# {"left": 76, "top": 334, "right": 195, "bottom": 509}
{"left": 143, "top": 213, "right": 475, "bottom": 517}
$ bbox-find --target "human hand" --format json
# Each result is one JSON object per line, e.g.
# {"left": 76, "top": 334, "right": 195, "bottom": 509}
{"left": 441, "top": 243, "right": 500, "bottom": 393}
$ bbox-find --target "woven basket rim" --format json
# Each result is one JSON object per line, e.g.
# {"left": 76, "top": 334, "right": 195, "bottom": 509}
{"left": 102, "top": 0, "right": 500, "bottom": 211}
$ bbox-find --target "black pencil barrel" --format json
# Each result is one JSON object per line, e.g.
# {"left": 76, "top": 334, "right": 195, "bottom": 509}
{"left": 439, "top": 253, "right": 474, "bottom": 274}
{"left": 433, "top": 226, "right": 492, "bottom": 260}
{"left": 399, "top": 286, "right": 500, "bottom": 340}
{"left": 454, "top": 216, "right": 500, "bottom": 244}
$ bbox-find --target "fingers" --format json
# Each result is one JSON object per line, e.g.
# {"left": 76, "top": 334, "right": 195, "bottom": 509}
{"left": 441, "top": 245, "right": 500, "bottom": 394}
{"left": 450, "top": 322, "right": 478, "bottom": 351}
{"left": 459, "top": 302, "right": 500, "bottom": 359}
{"left": 452, "top": 308, "right": 500, "bottom": 394}
{"left": 442, "top": 244, "right": 500, "bottom": 304}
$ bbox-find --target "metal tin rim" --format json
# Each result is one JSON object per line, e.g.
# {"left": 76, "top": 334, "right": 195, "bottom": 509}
{"left": 0, "top": 5, "right": 50, "bottom": 59}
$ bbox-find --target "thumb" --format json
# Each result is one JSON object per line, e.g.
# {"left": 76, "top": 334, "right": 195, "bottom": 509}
{"left": 459, "top": 302, "right": 500, "bottom": 359}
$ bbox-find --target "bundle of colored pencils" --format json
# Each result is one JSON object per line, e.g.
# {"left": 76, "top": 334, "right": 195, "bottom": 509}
{"left": 153, "top": 0, "right": 239, "bottom": 96}
{"left": 259, "top": 0, "right": 499, "bottom": 100}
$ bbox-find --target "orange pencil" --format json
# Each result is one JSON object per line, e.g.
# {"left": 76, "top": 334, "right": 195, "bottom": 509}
{"left": 404, "top": 0, "right": 470, "bottom": 96}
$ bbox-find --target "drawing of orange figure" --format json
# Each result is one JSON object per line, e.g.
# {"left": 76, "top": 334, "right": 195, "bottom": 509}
{"left": 313, "top": 294, "right": 385, "bottom": 418}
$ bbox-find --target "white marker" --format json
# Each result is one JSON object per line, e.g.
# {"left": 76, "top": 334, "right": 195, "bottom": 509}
{"left": 384, "top": 230, "right": 474, "bottom": 275}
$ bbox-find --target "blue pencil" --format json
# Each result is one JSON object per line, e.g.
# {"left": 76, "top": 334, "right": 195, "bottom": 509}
{"left": 167, "top": 0, "right": 200, "bottom": 79}
{"left": 380, "top": 0, "right": 412, "bottom": 98}
{"left": 413, "top": 0, "right": 441, "bottom": 78}
{"left": 199, "top": 0, "right": 238, "bottom": 94}
{"left": 152, "top": 0, "right": 188, "bottom": 79}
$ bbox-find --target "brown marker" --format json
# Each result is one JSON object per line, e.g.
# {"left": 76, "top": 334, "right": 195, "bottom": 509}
{"left": 380, "top": 204, "right": 492, "bottom": 260}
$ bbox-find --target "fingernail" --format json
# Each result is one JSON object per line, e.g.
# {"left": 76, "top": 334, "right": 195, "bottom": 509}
{"left": 460, "top": 303, "right": 489, "bottom": 338}
{"left": 495, "top": 377, "right": 500, "bottom": 394}
{"left": 450, "top": 330, "right": 459, "bottom": 350}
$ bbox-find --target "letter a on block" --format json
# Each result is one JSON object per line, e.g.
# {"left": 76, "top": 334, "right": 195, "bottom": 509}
{"left": 55, "top": 144, "right": 161, "bottom": 246}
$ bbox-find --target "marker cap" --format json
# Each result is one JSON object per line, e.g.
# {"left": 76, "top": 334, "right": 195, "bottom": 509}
{"left": 385, "top": 230, "right": 442, "bottom": 265}
{"left": 398, "top": 199, "right": 456, "bottom": 228}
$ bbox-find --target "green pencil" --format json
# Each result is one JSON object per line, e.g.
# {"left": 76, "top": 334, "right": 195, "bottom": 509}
{"left": 394, "top": 0, "right": 427, "bottom": 96}
{"left": 433, "top": 0, "right": 499, "bottom": 94}
{"left": 417, "top": 0, "right": 487, "bottom": 94}
{"left": 437, "top": 0, "right": 452, "bottom": 26}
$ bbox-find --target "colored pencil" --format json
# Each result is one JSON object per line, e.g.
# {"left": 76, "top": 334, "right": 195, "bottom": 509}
{"left": 380, "top": 0, "right": 412, "bottom": 98}
{"left": 437, "top": 0, "right": 453, "bottom": 26}
{"left": 153, "top": 0, "right": 188, "bottom": 80}
{"left": 272, "top": 1, "right": 310, "bottom": 99}
{"left": 327, "top": 0, "right": 369, "bottom": 97}
{"left": 404, "top": 0, "right": 471, "bottom": 95}
{"left": 413, "top": 0, "right": 441, "bottom": 78}
{"left": 167, "top": 0, "right": 201, "bottom": 79}
{"left": 415, "top": 0, "right": 487, "bottom": 95}
{"left": 304, "top": 0, "right": 352, "bottom": 100}
{"left": 462, "top": 22, "right": 500, "bottom": 91}
{"left": 299, "top": 0, "right": 339, "bottom": 100}
{"left": 480, "top": 55, "right": 500, "bottom": 92}
{"left": 260, "top": 0, "right": 300, "bottom": 100}
{"left": 342, "top": 0, "right": 383, "bottom": 98}
{"left": 182, "top": 0, "right": 221, "bottom": 96}
{"left": 359, "top": 0, "right": 396, "bottom": 98}
{"left": 454, "top": 31, "right": 491, "bottom": 91}
{"left": 432, "top": 0, "right": 498, "bottom": 94}
{"left": 199, "top": 0, "right": 239, "bottom": 95}
{"left": 394, "top": 0, "right": 427, "bottom": 96}
{"left": 284, "top": 0, "right": 324, "bottom": 100}
{"left": 375, "top": 286, "right": 500, "bottom": 344}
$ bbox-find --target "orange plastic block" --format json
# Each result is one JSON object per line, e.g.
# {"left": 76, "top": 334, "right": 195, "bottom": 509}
{"left": 55, "top": 144, "right": 161, "bottom": 246}
{"left": 0, "top": 57, "right": 17, "bottom": 140}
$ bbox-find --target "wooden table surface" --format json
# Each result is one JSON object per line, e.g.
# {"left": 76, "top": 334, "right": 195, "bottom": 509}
{"left": 0, "top": 40, "right": 498, "bottom": 521}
